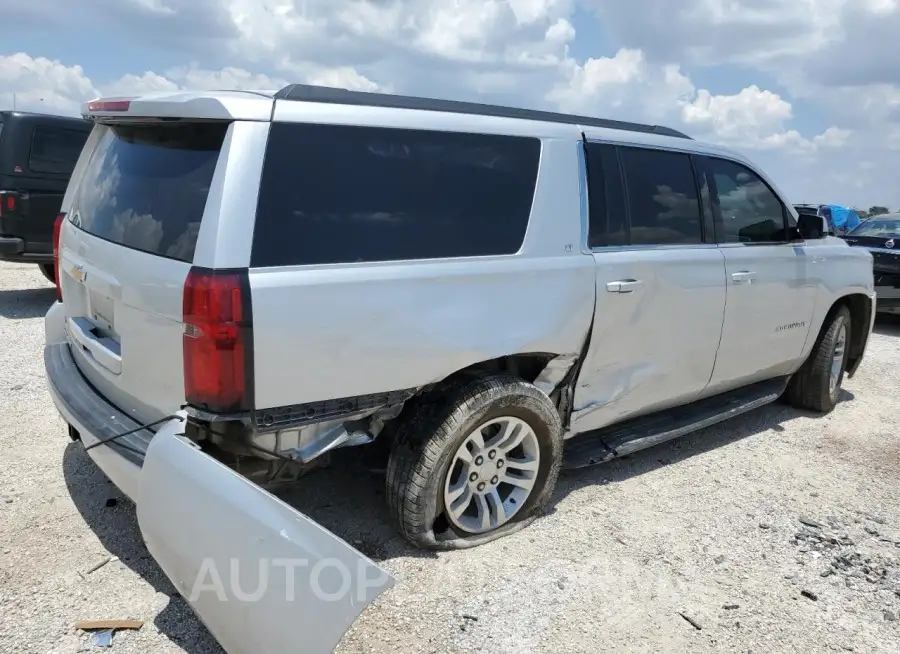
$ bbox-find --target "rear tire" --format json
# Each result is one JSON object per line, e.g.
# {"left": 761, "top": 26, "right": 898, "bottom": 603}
{"left": 786, "top": 305, "right": 851, "bottom": 413}
{"left": 38, "top": 263, "right": 55, "bottom": 285}
{"left": 386, "top": 373, "right": 563, "bottom": 551}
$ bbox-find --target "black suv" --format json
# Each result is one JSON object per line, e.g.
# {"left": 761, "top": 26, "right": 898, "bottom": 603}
{"left": 0, "top": 111, "right": 92, "bottom": 282}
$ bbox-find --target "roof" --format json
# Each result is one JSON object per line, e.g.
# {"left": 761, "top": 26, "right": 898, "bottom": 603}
{"left": 273, "top": 84, "right": 692, "bottom": 140}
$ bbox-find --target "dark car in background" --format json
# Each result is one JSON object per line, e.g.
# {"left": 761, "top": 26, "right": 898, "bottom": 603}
{"left": 0, "top": 111, "right": 92, "bottom": 282}
{"left": 841, "top": 214, "right": 900, "bottom": 315}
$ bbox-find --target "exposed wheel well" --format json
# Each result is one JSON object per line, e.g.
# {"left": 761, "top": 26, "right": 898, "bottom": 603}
{"left": 828, "top": 294, "right": 872, "bottom": 378}
{"left": 443, "top": 353, "right": 559, "bottom": 385}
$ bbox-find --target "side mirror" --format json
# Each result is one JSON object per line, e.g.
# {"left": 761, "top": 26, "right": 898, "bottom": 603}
{"left": 797, "top": 213, "right": 827, "bottom": 240}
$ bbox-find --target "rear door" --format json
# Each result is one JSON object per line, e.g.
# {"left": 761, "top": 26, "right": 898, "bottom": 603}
{"left": 570, "top": 141, "right": 727, "bottom": 433}
{"left": 58, "top": 120, "right": 231, "bottom": 423}
{"left": 699, "top": 156, "right": 818, "bottom": 392}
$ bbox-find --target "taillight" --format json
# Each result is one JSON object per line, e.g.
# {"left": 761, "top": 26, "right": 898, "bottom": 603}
{"left": 0, "top": 191, "right": 18, "bottom": 217}
{"left": 182, "top": 267, "right": 253, "bottom": 413}
{"left": 53, "top": 213, "right": 64, "bottom": 302}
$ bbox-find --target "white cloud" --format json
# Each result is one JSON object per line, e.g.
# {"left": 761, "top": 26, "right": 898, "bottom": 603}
{"left": 582, "top": 0, "right": 846, "bottom": 67}
{"left": 548, "top": 52, "right": 838, "bottom": 153}
{"left": 813, "top": 127, "right": 852, "bottom": 149}
{"left": 0, "top": 53, "right": 96, "bottom": 115}
{"left": 0, "top": 53, "right": 379, "bottom": 116}
{"left": 2, "top": 0, "right": 898, "bottom": 208}
{"left": 101, "top": 72, "right": 178, "bottom": 97}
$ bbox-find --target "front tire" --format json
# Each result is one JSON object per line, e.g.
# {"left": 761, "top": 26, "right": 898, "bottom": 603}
{"left": 786, "top": 305, "right": 851, "bottom": 413}
{"left": 386, "top": 374, "right": 563, "bottom": 551}
{"left": 38, "top": 263, "right": 55, "bottom": 284}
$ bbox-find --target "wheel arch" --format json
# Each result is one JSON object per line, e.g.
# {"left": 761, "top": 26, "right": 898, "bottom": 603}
{"left": 419, "top": 349, "right": 586, "bottom": 429}
{"left": 819, "top": 293, "right": 873, "bottom": 379}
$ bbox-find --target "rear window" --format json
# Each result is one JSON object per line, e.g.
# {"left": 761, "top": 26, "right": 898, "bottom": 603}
{"left": 68, "top": 122, "right": 227, "bottom": 263}
{"left": 29, "top": 126, "right": 89, "bottom": 175}
{"left": 251, "top": 123, "right": 541, "bottom": 267}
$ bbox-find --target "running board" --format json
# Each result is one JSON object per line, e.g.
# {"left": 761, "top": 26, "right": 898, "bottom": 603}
{"left": 562, "top": 376, "right": 790, "bottom": 470}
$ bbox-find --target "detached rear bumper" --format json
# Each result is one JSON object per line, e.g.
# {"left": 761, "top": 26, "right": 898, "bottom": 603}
{"left": 43, "top": 302, "right": 395, "bottom": 654}
{"left": 44, "top": 340, "right": 150, "bottom": 500}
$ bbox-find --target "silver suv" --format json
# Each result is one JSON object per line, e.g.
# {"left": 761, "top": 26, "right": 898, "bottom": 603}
{"left": 44, "top": 86, "right": 877, "bottom": 653}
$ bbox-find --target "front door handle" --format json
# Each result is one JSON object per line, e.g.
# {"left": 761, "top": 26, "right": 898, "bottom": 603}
{"left": 606, "top": 279, "right": 642, "bottom": 293}
{"left": 731, "top": 271, "right": 756, "bottom": 284}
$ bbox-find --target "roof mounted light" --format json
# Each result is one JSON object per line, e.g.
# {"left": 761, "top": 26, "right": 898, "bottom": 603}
{"left": 87, "top": 100, "right": 131, "bottom": 113}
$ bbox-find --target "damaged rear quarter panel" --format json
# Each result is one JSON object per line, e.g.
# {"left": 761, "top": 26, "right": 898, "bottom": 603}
{"left": 249, "top": 138, "right": 596, "bottom": 409}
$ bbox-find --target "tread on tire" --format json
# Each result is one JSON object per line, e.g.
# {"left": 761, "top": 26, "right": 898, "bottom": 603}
{"left": 386, "top": 373, "right": 563, "bottom": 551}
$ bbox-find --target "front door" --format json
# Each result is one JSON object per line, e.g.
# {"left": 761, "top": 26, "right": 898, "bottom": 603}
{"left": 569, "top": 141, "right": 727, "bottom": 434}
{"left": 699, "top": 156, "right": 818, "bottom": 393}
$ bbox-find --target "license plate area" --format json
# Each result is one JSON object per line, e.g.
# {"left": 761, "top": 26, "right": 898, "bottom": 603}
{"left": 89, "top": 290, "right": 116, "bottom": 334}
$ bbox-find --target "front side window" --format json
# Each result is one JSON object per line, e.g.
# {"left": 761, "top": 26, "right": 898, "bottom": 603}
{"left": 706, "top": 158, "right": 788, "bottom": 243}
{"left": 251, "top": 123, "right": 541, "bottom": 267}
{"left": 618, "top": 147, "right": 703, "bottom": 245}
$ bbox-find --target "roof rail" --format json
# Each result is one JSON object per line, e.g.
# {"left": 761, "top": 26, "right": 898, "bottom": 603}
{"left": 273, "top": 84, "right": 692, "bottom": 140}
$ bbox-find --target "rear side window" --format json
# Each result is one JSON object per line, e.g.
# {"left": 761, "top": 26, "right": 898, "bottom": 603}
{"left": 585, "top": 142, "right": 628, "bottom": 247}
{"left": 251, "top": 123, "right": 541, "bottom": 267}
{"left": 619, "top": 147, "right": 703, "bottom": 245}
{"left": 29, "top": 126, "right": 89, "bottom": 175}
{"left": 68, "top": 122, "right": 227, "bottom": 263}
{"left": 705, "top": 157, "right": 787, "bottom": 243}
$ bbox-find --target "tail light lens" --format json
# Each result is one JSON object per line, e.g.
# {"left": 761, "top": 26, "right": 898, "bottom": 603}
{"left": 87, "top": 100, "right": 132, "bottom": 112}
{"left": 53, "top": 213, "right": 64, "bottom": 302}
{"left": 0, "top": 191, "right": 19, "bottom": 217}
{"left": 183, "top": 267, "right": 253, "bottom": 412}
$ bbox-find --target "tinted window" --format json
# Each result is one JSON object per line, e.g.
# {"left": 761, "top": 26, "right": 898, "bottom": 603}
{"left": 619, "top": 147, "right": 703, "bottom": 245}
{"left": 251, "top": 123, "right": 541, "bottom": 267}
{"left": 68, "top": 122, "right": 227, "bottom": 263}
{"left": 29, "top": 126, "right": 89, "bottom": 175}
{"left": 707, "top": 158, "right": 787, "bottom": 243}
{"left": 585, "top": 143, "right": 627, "bottom": 247}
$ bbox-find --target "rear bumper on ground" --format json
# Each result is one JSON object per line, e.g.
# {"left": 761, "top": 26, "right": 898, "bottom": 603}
{"left": 43, "top": 301, "right": 395, "bottom": 653}
{"left": 44, "top": 340, "right": 153, "bottom": 500}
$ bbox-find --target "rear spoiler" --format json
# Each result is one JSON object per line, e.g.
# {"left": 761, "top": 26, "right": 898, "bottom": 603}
{"left": 82, "top": 92, "right": 275, "bottom": 122}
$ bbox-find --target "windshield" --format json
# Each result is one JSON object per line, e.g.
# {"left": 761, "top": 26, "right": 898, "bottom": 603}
{"left": 849, "top": 218, "right": 900, "bottom": 238}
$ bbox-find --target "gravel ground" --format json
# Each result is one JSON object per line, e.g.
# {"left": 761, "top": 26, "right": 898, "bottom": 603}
{"left": 0, "top": 259, "right": 899, "bottom": 654}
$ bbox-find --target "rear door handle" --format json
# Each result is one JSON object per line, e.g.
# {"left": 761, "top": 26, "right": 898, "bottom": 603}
{"left": 731, "top": 271, "right": 756, "bottom": 284}
{"left": 68, "top": 316, "right": 122, "bottom": 375}
{"left": 606, "top": 279, "right": 642, "bottom": 293}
